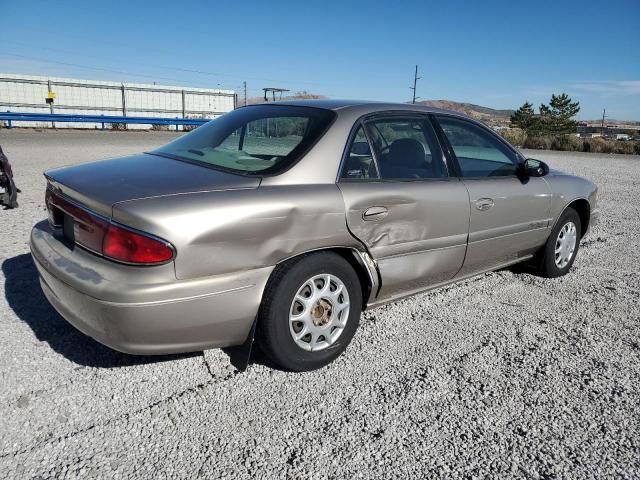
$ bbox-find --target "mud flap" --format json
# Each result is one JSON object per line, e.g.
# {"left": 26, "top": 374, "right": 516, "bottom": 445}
{"left": 222, "top": 315, "right": 258, "bottom": 372}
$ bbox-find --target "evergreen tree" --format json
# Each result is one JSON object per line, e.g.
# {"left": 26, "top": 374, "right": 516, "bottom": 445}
{"left": 536, "top": 103, "right": 552, "bottom": 133}
{"left": 510, "top": 102, "right": 536, "bottom": 130}
{"left": 544, "top": 93, "right": 580, "bottom": 134}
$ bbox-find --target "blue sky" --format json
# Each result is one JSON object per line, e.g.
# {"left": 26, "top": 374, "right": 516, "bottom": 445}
{"left": 1, "top": 0, "right": 639, "bottom": 120}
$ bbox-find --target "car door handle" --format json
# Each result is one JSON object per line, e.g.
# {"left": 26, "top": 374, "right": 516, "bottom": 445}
{"left": 363, "top": 206, "right": 388, "bottom": 221}
{"left": 475, "top": 198, "right": 495, "bottom": 211}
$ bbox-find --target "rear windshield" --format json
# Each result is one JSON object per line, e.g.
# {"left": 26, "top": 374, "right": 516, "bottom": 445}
{"left": 154, "top": 105, "right": 336, "bottom": 175}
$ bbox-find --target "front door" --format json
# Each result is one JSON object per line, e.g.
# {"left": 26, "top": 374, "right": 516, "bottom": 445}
{"left": 434, "top": 115, "right": 552, "bottom": 275}
{"left": 338, "top": 115, "right": 470, "bottom": 301}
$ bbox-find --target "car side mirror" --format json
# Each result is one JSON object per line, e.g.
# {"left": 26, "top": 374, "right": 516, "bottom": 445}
{"left": 521, "top": 158, "right": 549, "bottom": 177}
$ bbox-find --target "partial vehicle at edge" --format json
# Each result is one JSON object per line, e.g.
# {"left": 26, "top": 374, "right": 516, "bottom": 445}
{"left": 0, "top": 145, "right": 19, "bottom": 209}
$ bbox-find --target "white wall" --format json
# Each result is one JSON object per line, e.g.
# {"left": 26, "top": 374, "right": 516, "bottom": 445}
{"left": 0, "top": 73, "right": 236, "bottom": 129}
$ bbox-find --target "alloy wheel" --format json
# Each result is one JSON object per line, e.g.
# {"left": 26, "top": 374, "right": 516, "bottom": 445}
{"left": 289, "top": 274, "right": 350, "bottom": 352}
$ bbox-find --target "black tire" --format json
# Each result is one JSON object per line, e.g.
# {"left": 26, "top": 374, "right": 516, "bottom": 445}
{"left": 258, "top": 252, "right": 362, "bottom": 371}
{"left": 534, "top": 207, "right": 582, "bottom": 278}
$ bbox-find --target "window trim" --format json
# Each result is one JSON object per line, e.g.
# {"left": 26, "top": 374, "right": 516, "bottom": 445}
{"left": 361, "top": 121, "right": 382, "bottom": 179}
{"left": 337, "top": 111, "right": 452, "bottom": 183}
{"left": 432, "top": 113, "right": 525, "bottom": 180}
{"left": 337, "top": 120, "right": 375, "bottom": 182}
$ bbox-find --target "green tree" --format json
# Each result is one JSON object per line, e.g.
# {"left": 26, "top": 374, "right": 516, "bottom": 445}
{"left": 535, "top": 103, "right": 552, "bottom": 133}
{"left": 510, "top": 101, "right": 536, "bottom": 130}
{"left": 541, "top": 93, "right": 580, "bottom": 134}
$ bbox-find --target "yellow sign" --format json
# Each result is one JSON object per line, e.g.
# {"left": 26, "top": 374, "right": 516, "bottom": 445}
{"left": 47, "top": 91, "right": 56, "bottom": 99}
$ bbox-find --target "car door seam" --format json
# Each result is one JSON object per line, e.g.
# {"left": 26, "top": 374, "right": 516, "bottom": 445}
{"left": 455, "top": 180, "right": 472, "bottom": 278}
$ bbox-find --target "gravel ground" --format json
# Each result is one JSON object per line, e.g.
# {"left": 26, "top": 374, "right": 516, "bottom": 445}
{"left": 0, "top": 129, "right": 639, "bottom": 479}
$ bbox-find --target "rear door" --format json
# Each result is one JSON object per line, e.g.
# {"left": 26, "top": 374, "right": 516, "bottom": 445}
{"left": 433, "top": 115, "right": 552, "bottom": 276}
{"left": 338, "top": 114, "right": 470, "bottom": 301}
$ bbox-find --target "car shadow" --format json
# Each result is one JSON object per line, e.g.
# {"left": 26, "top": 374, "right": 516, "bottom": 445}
{"left": 222, "top": 338, "right": 282, "bottom": 373}
{"left": 2, "top": 253, "right": 196, "bottom": 368}
{"left": 503, "top": 261, "right": 539, "bottom": 275}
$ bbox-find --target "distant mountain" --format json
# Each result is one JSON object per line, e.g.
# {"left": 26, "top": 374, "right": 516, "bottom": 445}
{"left": 413, "top": 100, "right": 514, "bottom": 125}
{"left": 242, "top": 94, "right": 514, "bottom": 126}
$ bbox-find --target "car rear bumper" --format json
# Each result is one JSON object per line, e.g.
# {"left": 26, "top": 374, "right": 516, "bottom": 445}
{"left": 30, "top": 221, "right": 273, "bottom": 355}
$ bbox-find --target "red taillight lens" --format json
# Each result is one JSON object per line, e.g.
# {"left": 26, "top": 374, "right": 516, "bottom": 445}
{"left": 46, "top": 188, "right": 174, "bottom": 265}
{"left": 102, "top": 224, "right": 174, "bottom": 265}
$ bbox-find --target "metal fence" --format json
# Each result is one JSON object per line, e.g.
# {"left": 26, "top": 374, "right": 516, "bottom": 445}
{"left": 0, "top": 74, "right": 237, "bottom": 130}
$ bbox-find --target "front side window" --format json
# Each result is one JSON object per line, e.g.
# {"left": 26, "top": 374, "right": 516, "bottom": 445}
{"left": 436, "top": 116, "right": 519, "bottom": 177}
{"left": 365, "top": 118, "right": 447, "bottom": 180}
{"left": 155, "top": 105, "right": 335, "bottom": 175}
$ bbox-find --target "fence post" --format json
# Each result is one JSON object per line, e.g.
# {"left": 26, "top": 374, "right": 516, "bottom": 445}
{"left": 181, "top": 89, "right": 186, "bottom": 119}
{"left": 176, "top": 117, "right": 179, "bottom": 132}
{"left": 6, "top": 110, "right": 12, "bottom": 129}
{"left": 121, "top": 84, "right": 127, "bottom": 130}
{"left": 101, "top": 114, "right": 105, "bottom": 130}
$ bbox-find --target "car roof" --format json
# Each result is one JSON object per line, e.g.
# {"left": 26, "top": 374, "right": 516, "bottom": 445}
{"left": 246, "top": 99, "right": 472, "bottom": 118}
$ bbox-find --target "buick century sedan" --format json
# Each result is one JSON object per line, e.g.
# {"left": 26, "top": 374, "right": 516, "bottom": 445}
{"left": 31, "top": 100, "right": 598, "bottom": 371}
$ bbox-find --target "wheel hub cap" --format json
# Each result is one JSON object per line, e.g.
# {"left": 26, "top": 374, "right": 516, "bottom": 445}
{"left": 555, "top": 221, "right": 577, "bottom": 269}
{"left": 289, "top": 274, "right": 350, "bottom": 352}
{"left": 312, "top": 299, "right": 332, "bottom": 326}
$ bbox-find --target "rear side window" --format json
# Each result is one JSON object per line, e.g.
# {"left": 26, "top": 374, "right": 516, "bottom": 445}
{"left": 436, "top": 116, "right": 518, "bottom": 177}
{"left": 341, "top": 126, "right": 377, "bottom": 180}
{"left": 155, "top": 105, "right": 335, "bottom": 175}
{"left": 365, "top": 118, "right": 447, "bottom": 180}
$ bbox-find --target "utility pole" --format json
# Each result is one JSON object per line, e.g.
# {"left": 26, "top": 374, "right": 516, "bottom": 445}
{"left": 243, "top": 81, "right": 247, "bottom": 106}
{"left": 600, "top": 107, "right": 606, "bottom": 137}
{"left": 410, "top": 65, "right": 421, "bottom": 104}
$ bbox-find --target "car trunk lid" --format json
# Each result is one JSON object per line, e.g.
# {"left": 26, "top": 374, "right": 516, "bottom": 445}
{"left": 45, "top": 152, "right": 260, "bottom": 217}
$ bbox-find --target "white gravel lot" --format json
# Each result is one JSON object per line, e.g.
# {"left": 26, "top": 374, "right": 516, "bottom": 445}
{"left": 0, "top": 129, "right": 638, "bottom": 479}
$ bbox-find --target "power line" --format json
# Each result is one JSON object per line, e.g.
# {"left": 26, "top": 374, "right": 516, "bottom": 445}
{"left": 2, "top": 39, "right": 330, "bottom": 89}
{"left": 0, "top": 52, "right": 388, "bottom": 102}
{"left": 0, "top": 52, "right": 226, "bottom": 88}
{"left": 4, "top": 37, "right": 420, "bottom": 99}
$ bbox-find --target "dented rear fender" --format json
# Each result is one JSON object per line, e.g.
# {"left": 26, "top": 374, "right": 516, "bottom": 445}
{"left": 112, "top": 184, "right": 362, "bottom": 280}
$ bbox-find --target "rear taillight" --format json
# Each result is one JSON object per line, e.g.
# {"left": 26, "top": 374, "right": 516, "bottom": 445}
{"left": 46, "top": 188, "right": 174, "bottom": 265}
{"left": 102, "top": 223, "right": 175, "bottom": 265}
{"left": 47, "top": 188, "right": 109, "bottom": 252}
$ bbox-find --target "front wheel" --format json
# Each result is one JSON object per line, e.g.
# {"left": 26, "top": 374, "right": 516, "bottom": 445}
{"left": 258, "top": 252, "right": 362, "bottom": 371}
{"left": 534, "top": 207, "right": 582, "bottom": 278}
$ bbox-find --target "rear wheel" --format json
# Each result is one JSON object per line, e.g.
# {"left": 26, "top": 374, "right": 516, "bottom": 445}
{"left": 535, "top": 207, "right": 581, "bottom": 278}
{"left": 258, "top": 252, "right": 362, "bottom": 371}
